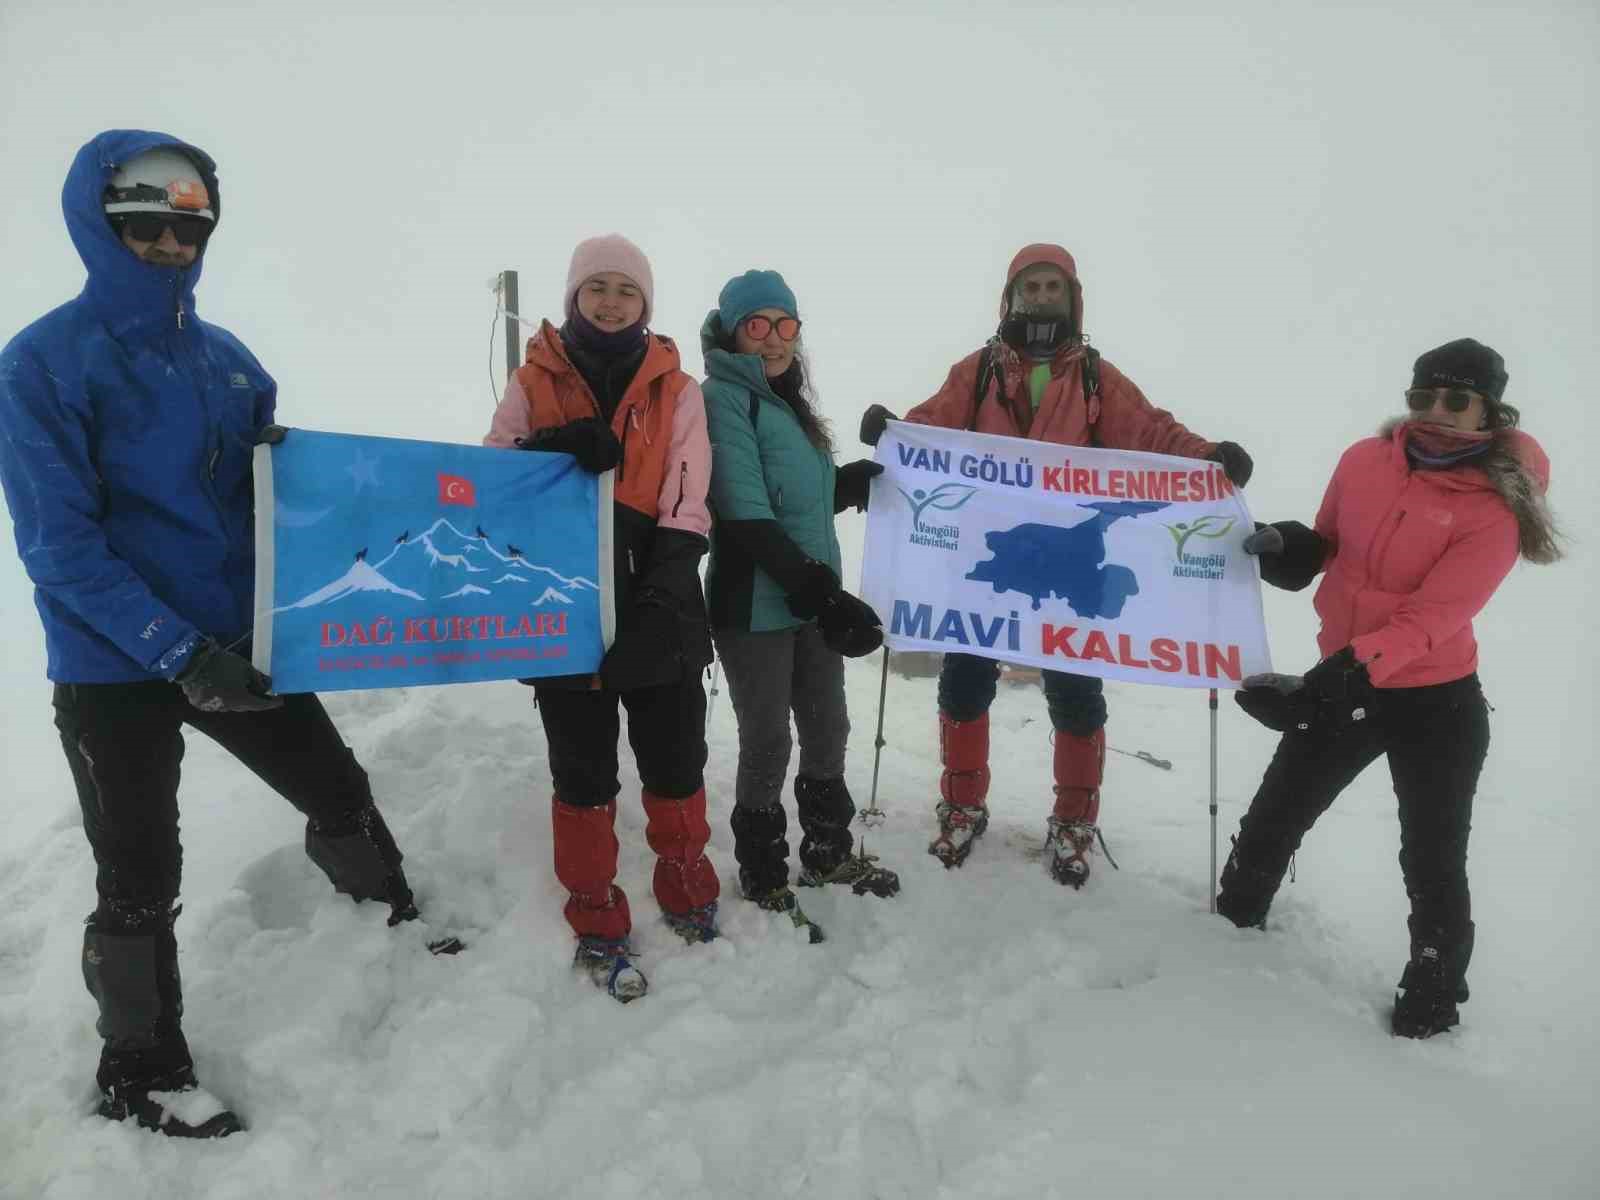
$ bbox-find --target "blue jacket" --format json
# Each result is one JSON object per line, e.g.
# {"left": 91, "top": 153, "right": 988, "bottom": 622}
{"left": 700, "top": 312, "right": 841, "bottom": 633}
{"left": 0, "top": 130, "right": 275, "bottom": 683}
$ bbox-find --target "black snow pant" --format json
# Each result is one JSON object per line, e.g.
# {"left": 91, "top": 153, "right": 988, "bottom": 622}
{"left": 1220, "top": 673, "right": 1489, "bottom": 988}
{"left": 531, "top": 675, "right": 708, "bottom": 806}
{"left": 54, "top": 682, "right": 405, "bottom": 1089}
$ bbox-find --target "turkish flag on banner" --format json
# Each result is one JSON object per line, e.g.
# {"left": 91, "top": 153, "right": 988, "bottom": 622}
{"left": 437, "top": 473, "right": 476, "bottom": 506}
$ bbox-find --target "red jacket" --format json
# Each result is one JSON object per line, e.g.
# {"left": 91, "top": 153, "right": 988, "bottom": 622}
{"left": 902, "top": 244, "right": 1214, "bottom": 457}
{"left": 1313, "top": 425, "right": 1549, "bottom": 687}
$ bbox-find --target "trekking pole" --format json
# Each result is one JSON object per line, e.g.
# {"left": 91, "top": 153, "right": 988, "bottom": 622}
{"left": 1208, "top": 688, "right": 1219, "bottom": 913}
{"left": 1107, "top": 745, "right": 1172, "bottom": 770}
{"left": 857, "top": 648, "right": 891, "bottom": 858}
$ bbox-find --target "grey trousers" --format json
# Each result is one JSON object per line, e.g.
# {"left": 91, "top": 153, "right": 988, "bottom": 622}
{"left": 712, "top": 623, "right": 850, "bottom": 811}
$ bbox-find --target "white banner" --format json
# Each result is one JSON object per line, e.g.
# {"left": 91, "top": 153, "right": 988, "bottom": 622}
{"left": 860, "top": 423, "right": 1271, "bottom": 689}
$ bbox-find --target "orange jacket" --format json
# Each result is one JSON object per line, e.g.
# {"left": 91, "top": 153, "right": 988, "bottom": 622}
{"left": 486, "top": 320, "right": 711, "bottom": 537}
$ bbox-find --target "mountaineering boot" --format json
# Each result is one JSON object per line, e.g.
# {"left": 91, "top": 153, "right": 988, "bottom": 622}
{"left": 305, "top": 802, "right": 416, "bottom": 924}
{"left": 574, "top": 936, "right": 648, "bottom": 1003}
{"left": 1044, "top": 818, "right": 1099, "bottom": 889}
{"left": 553, "top": 798, "right": 633, "bottom": 942}
{"left": 730, "top": 803, "right": 790, "bottom": 899}
{"left": 748, "top": 885, "right": 826, "bottom": 944}
{"left": 1392, "top": 921, "right": 1474, "bottom": 1037}
{"left": 663, "top": 902, "right": 720, "bottom": 944}
{"left": 1391, "top": 945, "right": 1459, "bottom": 1039}
{"left": 1215, "top": 833, "right": 1289, "bottom": 929}
{"left": 85, "top": 905, "right": 242, "bottom": 1138}
{"left": 305, "top": 805, "right": 461, "bottom": 952}
{"left": 794, "top": 776, "right": 900, "bottom": 898}
{"left": 929, "top": 712, "right": 990, "bottom": 868}
{"left": 98, "top": 1064, "right": 244, "bottom": 1139}
{"left": 798, "top": 854, "right": 901, "bottom": 897}
{"left": 1046, "top": 729, "right": 1105, "bottom": 887}
{"left": 643, "top": 788, "right": 722, "bottom": 940}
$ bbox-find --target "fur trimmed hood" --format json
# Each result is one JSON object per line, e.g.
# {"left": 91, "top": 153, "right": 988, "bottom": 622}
{"left": 1381, "top": 418, "right": 1562, "bottom": 564}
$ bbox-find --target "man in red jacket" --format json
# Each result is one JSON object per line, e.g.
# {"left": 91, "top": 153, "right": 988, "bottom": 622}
{"left": 861, "top": 243, "right": 1253, "bottom": 885}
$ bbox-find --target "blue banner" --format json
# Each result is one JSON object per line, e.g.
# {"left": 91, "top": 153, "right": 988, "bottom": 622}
{"left": 253, "top": 429, "right": 610, "bottom": 693}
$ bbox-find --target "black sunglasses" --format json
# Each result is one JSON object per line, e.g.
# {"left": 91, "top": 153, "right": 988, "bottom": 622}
{"left": 1405, "top": 387, "right": 1481, "bottom": 414}
{"left": 113, "top": 213, "right": 213, "bottom": 248}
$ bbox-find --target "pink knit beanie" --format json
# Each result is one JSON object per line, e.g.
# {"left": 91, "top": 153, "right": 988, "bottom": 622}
{"left": 564, "top": 234, "right": 654, "bottom": 323}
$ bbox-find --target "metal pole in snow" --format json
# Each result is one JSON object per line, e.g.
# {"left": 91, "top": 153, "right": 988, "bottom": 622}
{"left": 858, "top": 648, "right": 892, "bottom": 857}
{"left": 1208, "top": 688, "right": 1219, "bottom": 913}
{"left": 500, "top": 270, "right": 520, "bottom": 385}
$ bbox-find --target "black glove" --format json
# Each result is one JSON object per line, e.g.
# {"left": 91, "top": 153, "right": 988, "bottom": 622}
{"left": 1236, "top": 648, "right": 1374, "bottom": 735}
{"left": 834, "top": 459, "right": 884, "bottom": 513}
{"left": 1302, "top": 646, "right": 1373, "bottom": 707}
{"left": 600, "top": 590, "right": 684, "bottom": 692}
{"left": 1292, "top": 647, "right": 1376, "bottom": 732}
{"left": 1234, "top": 673, "right": 1318, "bottom": 733}
{"left": 256, "top": 424, "right": 288, "bottom": 445}
{"left": 518, "top": 418, "right": 621, "bottom": 473}
{"left": 783, "top": 561, "right": 883, "bottom": 658}
{"left": 815, "top": 590, "right": 884, "bottom": 658}
{"left": 1242, "top": 520, "right": 1328, "bottom": 592}
{"left": 1206, "top": 441, "right": 1254, "bottom": 487}
{"left": 859, "top": 405, "right": 897, "bottom": 447}
{"left": 176, "top": 638, "right": 282, "bottom": 713}
{"left": 784, "top": 560, "right": 847, "bottom": 620}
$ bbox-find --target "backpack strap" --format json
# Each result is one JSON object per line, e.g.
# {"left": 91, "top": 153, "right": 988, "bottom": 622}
{"left": 968, "top": 339, "right": 1002, "bottom": 432}
{"left": 1081, "top": 345, "right": 1102, "bottom": 446}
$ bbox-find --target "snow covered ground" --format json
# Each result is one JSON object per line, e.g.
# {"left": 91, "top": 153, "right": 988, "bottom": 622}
{"left": 2, "top": 1, "right": 1596, "bottom": 1195}
{"left": 2, "top": 645, "right": 1596, "bottom": 1199}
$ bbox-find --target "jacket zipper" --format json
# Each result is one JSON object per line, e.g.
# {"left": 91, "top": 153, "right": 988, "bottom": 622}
{"left": 671, "top": 461, "right": 687, "bottom": 517}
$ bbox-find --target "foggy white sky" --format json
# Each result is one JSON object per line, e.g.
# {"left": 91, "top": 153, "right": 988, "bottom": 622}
{"left": 2, "top": 1, "right": 1595, "bottom": 837}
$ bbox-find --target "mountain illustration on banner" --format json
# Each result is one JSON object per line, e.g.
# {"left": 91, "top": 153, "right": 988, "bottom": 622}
{"left": 276, "top": 517, "right": 597, "bottom": 613}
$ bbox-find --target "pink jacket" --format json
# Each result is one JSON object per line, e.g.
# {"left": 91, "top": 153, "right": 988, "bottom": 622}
{"left": 1313, "top": 425, "right": 1549, "bottom": 687}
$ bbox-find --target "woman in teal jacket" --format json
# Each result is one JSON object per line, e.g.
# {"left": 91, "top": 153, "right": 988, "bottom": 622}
{"left": 702, "top": 270, "right": 899, "bottom": 939}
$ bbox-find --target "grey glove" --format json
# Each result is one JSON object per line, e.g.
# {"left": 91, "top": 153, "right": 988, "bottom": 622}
{"left": 176, "top": 638, "right": 282, "bottom": 713}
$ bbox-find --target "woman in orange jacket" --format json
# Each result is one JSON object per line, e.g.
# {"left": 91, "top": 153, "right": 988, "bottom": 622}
{"left": 485, "top": 235, "right": 719, "bottom": 1002}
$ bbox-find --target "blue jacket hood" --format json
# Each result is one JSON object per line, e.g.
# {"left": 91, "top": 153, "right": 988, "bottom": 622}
{"left": 64, "top": 130, "right": 220, "bottom": 334}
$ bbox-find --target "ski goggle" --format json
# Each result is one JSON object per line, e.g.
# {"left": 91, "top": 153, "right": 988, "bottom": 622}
{"left": 112, "top": 213, "right": 213, "bottom": 247}
{"left": 1405, "top": 387, "right": 1482, "bottom": 414}
{"left": 743, "top": 314, "right": 802, "bottom": 342}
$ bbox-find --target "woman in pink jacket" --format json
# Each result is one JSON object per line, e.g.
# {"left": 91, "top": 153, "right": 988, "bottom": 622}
{"left": 1223, "top": 338, "right": 1561, "bottom": 1039}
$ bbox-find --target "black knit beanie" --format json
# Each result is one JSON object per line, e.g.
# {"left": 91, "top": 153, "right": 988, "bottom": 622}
{"left": 1412, "top": 338, "right": 1509, "bottom": 401}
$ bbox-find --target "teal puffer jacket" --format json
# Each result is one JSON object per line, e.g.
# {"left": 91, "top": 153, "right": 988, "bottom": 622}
{"left": 701, "top": 314, "right": 841, "bottom": 632}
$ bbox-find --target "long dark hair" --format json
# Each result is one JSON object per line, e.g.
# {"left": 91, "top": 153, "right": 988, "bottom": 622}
{"left": 720, "top": 329, "right": 833, "bottom": 453}
{"left": 1483, "top": 397, "right": 1522, "bottom": 431}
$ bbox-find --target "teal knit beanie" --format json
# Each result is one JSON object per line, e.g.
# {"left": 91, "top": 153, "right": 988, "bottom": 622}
{"left": 717, "top": 269, "right": 798, "bottom": 335}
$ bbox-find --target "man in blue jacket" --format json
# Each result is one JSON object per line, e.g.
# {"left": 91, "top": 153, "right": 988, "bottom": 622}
{"left": 0, "top": 130, "right": 425, "bottom": 1138}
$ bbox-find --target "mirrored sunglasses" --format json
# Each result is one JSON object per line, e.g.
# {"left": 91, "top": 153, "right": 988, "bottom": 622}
{"left": 743, "top": 314, "right": 801, "bottom": 341}
{"left": 1405, "top": 387, "right": 1481, "bottom": 414}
